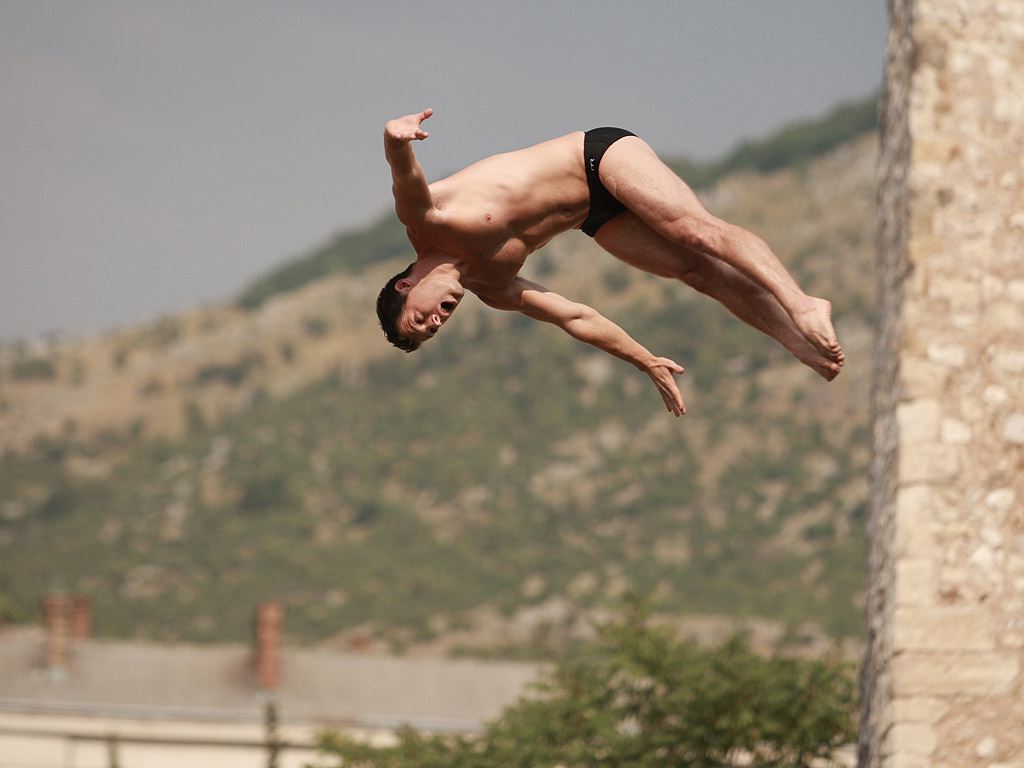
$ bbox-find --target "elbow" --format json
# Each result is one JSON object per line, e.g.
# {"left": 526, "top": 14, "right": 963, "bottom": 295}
{"left": 563, "top": 304, "right": 600, "bottom": 338}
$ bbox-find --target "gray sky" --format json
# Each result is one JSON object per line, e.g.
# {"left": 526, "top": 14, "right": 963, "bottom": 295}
{"left": 1, "top": 1, "right": 887, "bottom": 342}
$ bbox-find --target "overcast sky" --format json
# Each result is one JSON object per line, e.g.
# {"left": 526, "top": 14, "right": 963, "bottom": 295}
{"left": 1, "top": 1, "right": 887, "bottom": 342}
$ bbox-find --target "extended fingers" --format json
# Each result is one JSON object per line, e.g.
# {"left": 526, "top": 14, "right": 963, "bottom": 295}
{"left": 666, "top": 386, "right": 685, "bottom": 416}
{"left": 414, "top": 108, "right": 434, "bottom": 138}
{"left": 658, "top": 377, "right": 685, "bottom": 417}
{"left": 664, "top": 397, "right": 683, "bottom": 417}
{"left": 664, "top": 395, "right": 681, "bottom": 417}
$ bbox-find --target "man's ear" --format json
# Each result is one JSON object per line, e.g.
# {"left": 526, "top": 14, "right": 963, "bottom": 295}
{"left": 395, "top": 277, "right": 416, "bottom": 294}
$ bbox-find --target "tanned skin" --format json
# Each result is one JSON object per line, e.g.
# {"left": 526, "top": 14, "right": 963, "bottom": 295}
{"left": 384, "top": 108, "right": 843, "bottom": 416}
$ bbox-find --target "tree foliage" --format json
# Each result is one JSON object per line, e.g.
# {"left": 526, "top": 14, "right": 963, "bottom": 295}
{"left": 313, "top": 602, "right": 856, "bottom": 768}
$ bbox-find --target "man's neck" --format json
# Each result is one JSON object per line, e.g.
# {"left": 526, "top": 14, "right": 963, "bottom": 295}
{"left": 413, "top": 254, "right": 463, "bottom": 281}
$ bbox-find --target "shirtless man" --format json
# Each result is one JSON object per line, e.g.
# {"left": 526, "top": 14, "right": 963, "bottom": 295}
{"left": 376, "top": 108, "right": 843, "bottom": 416}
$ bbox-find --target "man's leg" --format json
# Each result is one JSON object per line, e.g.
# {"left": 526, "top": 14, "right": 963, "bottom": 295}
{"left": 594, "top": 136, "right": 843, "bottom": 366}
{"left": 594, "top": 212, "right": 843, "bottom": 380}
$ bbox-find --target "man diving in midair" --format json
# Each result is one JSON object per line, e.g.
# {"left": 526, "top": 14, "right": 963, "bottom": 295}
{"left": 377, "top": 109, "right": 844, "bottom": 416}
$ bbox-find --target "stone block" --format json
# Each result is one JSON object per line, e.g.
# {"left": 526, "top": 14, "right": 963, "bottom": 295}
{"left": 983, "top": 384, "right": 1010, "bottom": 406}
{"left": 900, "top": 358, "right": 951, "bottom": 400}
{"left": 967, "top": 544, "right": 1002, "bottom": 576}
{"left": 1002, "top": 617, "right": 1024, "bottom": 648}
{"left": 958, "top": 395, "right": 989, "bottom": 426}
{"left": 993, "top": 348, "right": 1024, "bottom": 373}
{"left": 927, "top": 273, "right": 978, "bottom": 305}
{"left": 891, "top": 652, "right": 1020, "bottom": 696}
{"left": 975, "top": 735, "right": 997, "bottom": 758}
{"left": 890, "top": 723, "right": 937, "bottom": 755}
{"left": 985, "top": 488, "right": 1016, "bottom": 511}
{"left": 926, "top": 343, "right": 967, "bottom": 368}
{"left": 895, "top": 560, "right": 936, "bottom": 606}
{"left": 1007, "top": 279, "right": 1024, "bottom": 302}
{"left": 1003, "top": 413, "right": 1024, "bottom": 445}
{"left": 913, "top": 137, "right": 959, "bottom": 167}
{"left": 899, "top": 444, "right": 961, "bottom": 484}
{"left": 884, "top": 752, "right": 931, "bottom": 768}
{"left": 894, "top": 487, "right": 937, "bottom": 558}
{"left": 891, "top": 696, "right": 948, "bottom": 724}
{"left": 983, "top": 273, "right": 1007, "bottom": 298}
{"left": 949, "top": 312, "right": 978, "bottom": 330}
{"left": 940, "top": 417, "right": 972, "bottom": 445}
{"left": 989, "top": 304, "right": 1024, "bottom": 335}
{"left": 892, "top": 607, "right": 997, "bottom": 651}
{"left": 899, "top": 399, "right": 942, "bottom": 443}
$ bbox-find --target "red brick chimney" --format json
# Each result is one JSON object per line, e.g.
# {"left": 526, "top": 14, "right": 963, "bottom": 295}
{"left": 71, "top": 596, "right": 92, "bottom": 639}
{"left": 43, "top": 594, "right": 71, "bottom": 674}
{"left": 254, "top": 601, "right": 285, "bottom": 690}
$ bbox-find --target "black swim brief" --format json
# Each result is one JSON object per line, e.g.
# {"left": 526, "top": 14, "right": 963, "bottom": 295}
{"left": 580, "top": 127, "right": 636, "bottom": 237}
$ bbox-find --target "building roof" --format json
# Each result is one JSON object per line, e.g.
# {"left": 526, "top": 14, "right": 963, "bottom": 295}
{"left": 0, "top": 626, "right": 543, "bottom": 733}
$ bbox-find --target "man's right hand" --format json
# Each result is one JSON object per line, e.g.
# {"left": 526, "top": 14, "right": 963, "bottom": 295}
{"left": 385, "top": 109, "right": 434, "bottom": 142}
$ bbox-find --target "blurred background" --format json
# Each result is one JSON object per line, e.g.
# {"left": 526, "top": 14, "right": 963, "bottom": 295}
{"left": 0, "top": 3, "right": 885, "bottom": 766}
{"left": 2, "top": 0, "right": 885, "bottom": 342}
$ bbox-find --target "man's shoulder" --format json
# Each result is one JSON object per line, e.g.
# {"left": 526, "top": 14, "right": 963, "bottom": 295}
{"left": 466, "top": 275, "right": 532, "bottom": 310}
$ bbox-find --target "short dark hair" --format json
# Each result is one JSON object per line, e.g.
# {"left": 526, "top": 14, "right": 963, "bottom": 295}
{"left": 376, "top": 263, "right": 421, "bottom": 352}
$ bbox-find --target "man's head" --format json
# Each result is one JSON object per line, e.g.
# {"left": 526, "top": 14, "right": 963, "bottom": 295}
{"left": 376, "top": 263, "right": 419, "bottom": 352}
{"left": 376, "top": 261, "right": 465, "bottom": 352}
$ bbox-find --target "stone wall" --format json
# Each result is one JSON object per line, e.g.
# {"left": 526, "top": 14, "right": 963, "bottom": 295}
{"left": 862, "top": 1, "right": 1024, "bottom": 767}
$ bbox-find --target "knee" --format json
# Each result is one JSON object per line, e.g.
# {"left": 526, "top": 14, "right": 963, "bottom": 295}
{"left": 663, "top": 216, "right": 723, "bottom": 255}
{"left": 676, "top": 259, "right": 719, "bottom": 294}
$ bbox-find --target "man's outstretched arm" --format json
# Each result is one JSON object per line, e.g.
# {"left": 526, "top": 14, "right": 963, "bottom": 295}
{"left": 481, "top": 279, "right": 687, "bottom": 416}
{"left": 384, "top": 108, "right": 434, "bottom": 224}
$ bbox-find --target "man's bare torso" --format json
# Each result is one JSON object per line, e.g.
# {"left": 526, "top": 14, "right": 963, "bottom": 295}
{"left": 408, "top": 131, "right": 590, "bottom": 298}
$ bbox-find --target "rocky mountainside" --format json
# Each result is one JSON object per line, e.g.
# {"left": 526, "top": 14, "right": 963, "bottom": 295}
{"left": 0, "top": 121, "right": 878, "bottom": 658}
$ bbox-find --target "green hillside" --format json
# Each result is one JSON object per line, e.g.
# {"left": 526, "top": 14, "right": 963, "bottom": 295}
{"left": 0, "top": 99, "right": 878, "bottom": 656}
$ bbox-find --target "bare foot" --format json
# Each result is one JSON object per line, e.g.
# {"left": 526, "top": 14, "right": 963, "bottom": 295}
{"left": 791, "top": 297, "right": 844, "bottom": 365}
{"left": 790, "top": 335, "right": 843, "bottom": 381}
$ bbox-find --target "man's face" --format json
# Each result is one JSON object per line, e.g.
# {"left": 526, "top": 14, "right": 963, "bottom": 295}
{"left": 396, "top": 274, "right": 464, "bottom": 344}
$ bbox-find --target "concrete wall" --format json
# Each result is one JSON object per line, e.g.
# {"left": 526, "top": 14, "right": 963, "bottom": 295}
{"left": 0, "top": 711, "right": 324, "bottom": 768}
{"left": 863, "top": 1, "right": 1024, "bottom": 766}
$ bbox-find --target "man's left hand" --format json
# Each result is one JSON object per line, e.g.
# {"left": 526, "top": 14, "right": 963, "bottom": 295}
{"left": 646, "top": 357, "right": 686, "bottom": 416}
